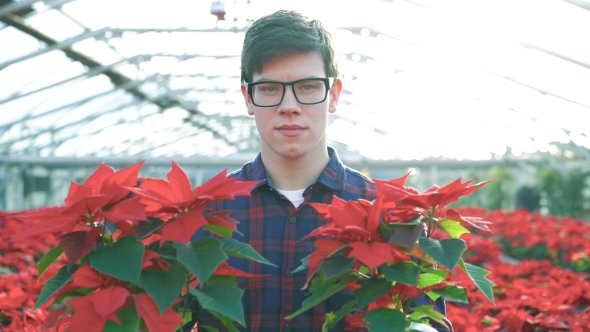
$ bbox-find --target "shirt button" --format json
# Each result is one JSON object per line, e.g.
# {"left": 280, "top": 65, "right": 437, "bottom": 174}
{"left": 289, "top": 216, "right": 297, "bottom": 224}
{"left": 286, "top": 270, "right": 294, "bottom": 277}
{"left": 284, "top": 324, "right": 292, "bottom": 331}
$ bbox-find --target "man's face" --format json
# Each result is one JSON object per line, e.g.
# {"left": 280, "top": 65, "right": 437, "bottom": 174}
{"left": 241, "top": 52, "right": 342, "bottom": 163}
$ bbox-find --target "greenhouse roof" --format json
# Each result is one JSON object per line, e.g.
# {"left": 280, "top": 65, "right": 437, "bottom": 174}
{"left": 1, "top": 0, "right": 589, "bottom": 164}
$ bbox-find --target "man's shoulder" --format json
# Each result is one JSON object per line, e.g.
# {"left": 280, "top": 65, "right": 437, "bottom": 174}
{"left": 340, "top": 165, "right": 377, "bottom": 201}
{"left": 343, "top": 166, "right": 374, "bottom": 186}
{"left": 227, "top": 161, "right": 254, "bottom": 180}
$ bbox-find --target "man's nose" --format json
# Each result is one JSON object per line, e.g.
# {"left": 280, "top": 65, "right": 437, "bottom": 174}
{"left": 277, "top": 85, "right": 301, "bottom": 113}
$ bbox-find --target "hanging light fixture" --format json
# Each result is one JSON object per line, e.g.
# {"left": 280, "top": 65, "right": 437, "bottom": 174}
{"left": 210, "top": 1, "right": 226, "bottom": 21}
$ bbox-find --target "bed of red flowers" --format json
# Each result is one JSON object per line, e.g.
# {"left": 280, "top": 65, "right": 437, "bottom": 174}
{"left": 1, "top": 162, "right": 269, "bottom": 332}
{"left": 446, "top": 207, "right": 590, "bottom": 332}
{"left": 2, "top": 182, "right": 590, "bottom": 331}
{"left": 0, "top": 211, "right": 66, "bottom": 331}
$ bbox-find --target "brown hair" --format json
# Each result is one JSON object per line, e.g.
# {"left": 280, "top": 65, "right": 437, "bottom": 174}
{"left": 240, "top": 10, "right": 340, "bottom": 83}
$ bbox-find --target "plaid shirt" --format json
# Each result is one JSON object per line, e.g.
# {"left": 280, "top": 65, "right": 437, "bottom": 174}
{"left": 194, "top": 147, "right": 450, "bottom": 331}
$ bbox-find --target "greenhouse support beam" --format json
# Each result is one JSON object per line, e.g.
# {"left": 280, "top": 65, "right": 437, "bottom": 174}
{"left": 554, "top": 142, "right": 590, "bottom": 161}
{"left": 0, "top": 15, "right": 200, "bottom": 110}
{"left": 0, "top": 75, "right": 157, "bottom": 132}
{"left": 0, "top": 100, "right": 244, "bottom": 157}
{"left": 0, "top": 21, "right": 243, "bottom": 70}
{"left": 0, "top": 0, "right": 37, "bottom": 17}
{"left": 0, "top": 13, "right": 238, "bottom": 148}
{"left": 0, "top": 99, "right": 141, "bottom": 150}
{"left": 0, "top": 17, "right": 110, "bottom": 69}
{"left": 562, "top": 0, "right": 590, "bottom": 12}
{"left": 0, "top": 55, "right": 142, "bottom": 105}
{"left": 0, "top": 0, "right": 76, "bottom": 18}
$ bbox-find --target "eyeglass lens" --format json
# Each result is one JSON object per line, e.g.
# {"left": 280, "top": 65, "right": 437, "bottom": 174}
{"left": 252, "top": 79, "right": 327, "bottom": 106}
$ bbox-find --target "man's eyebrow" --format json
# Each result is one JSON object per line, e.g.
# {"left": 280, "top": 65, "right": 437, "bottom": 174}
{"left": 251, "top": 76, "right": 324, "bottom": 83}
{"left": 250, "top": 78, "right": 278, "bottom": 83}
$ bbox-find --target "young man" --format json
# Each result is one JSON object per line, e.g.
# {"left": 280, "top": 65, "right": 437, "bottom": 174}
{"left": 195, "top": 10, "right": 451, "bottom": 331}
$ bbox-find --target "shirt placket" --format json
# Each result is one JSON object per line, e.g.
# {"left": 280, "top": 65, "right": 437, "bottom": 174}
{"left": 282, "top": 213, "right": 295, "bottom": 331}
{"left": 280, "top": 185, "right": 315, "bottom": 331}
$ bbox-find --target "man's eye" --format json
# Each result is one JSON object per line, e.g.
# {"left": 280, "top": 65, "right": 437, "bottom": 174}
{"left": 296, "top": 81, "right": 322, "bottom": 91}
{"left": 257, "top": 84, "right": 281, "bottom": 92}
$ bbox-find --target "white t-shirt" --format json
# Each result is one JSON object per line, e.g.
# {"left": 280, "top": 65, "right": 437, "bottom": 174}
{"left": 276, "top": 188, "right": 306, "bottom": 208}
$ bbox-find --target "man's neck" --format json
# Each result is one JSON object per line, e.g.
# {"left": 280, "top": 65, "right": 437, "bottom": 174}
{"left": 261, "top": 149, "right": 330, "bottom": 191}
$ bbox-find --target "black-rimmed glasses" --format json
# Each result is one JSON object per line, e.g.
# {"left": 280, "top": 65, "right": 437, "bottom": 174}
{"left": 245, "top": 77, "right": 335, "bottom": 107}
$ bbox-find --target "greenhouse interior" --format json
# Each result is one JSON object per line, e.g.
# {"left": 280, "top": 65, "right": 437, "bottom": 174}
{"left": 1, "top": 0, "right": 590, "bottom": 331}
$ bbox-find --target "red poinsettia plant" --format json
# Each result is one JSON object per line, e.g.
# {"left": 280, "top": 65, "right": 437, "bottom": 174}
{"left": 8, "top": 161, "right": 273, "bottom": 332}
{"left": 287, "top": 174, "right": 496, "bottom": 331}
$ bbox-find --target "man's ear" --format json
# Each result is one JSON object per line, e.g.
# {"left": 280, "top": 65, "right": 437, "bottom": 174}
{"left": 241, "top": 84, "right": 255, "bottom": 116}
{"left": 328, "top": 79, "right": 343, "bottom": 114}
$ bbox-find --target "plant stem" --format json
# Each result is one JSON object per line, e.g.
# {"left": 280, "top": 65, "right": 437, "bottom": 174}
{"left": 179, "top": 271, "right": 191, "bottom": 332}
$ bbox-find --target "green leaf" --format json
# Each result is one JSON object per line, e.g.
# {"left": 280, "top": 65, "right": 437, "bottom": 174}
{"left": 89, "top": 236, "right": 144, "bottom": 285}
{"left": 292, "top": 254, "right": 310, "bottom": 274}
{"left": 320, "top": 255, "right": 355, "bottom": 280}
{"left": 34, "top": 265, "right": 79, "bottom": 309}
{"left": 425, "top": 291, "right": 440, "bottom": 301}
{"left": 221, "top": 238, "right": 276, "bottom": 267}
{"left": 147, "top": 241, "right": 177, "bottom": 260}
{"left": 38, "top": 246, "right": 64, "bottom": 278}
{"left": 380, "top": 215, "right": 420, "bottom": 239}
{"left": 418, "top": 273, "right": 445, "bottom": 288}
{"left": 206, "top": 311, "right": 240, "bottom": 332}
{"left": 379, "top": 220, "right": 395, "bottom": 240}
{"left": 286, "top": 275, "right": 347, "bottom": 320}
{"left": 409, "top": 310, "right": 426, "bottom": 320}
{"left": 203, "top": 224, "right": 233, "bottom": 239}
{"left": 182, "top": 310, "right": 192, "bottom": 327}
{"left": 141, "top": 262, "right": 187, "bottom": 315}
{"left": 408, "top": 322, "right": 440, "bottom": 332}
{"left": 354, "top": 278, "right": 392, "bottom": 309}
{"left": 422, "top": 267, "right": 448, "bottom": 279}
{"left": 432, "top": 285, "right": 468, "bottom": 304}
{"left": 363, "top": 307, "right": 407, "bottom": 332}
{"left": 200, "top": 326, "right": 220, "bottom": 332}
{"left": 409, "top": 305, "right": 447, "bottom": 328}
{"left": 175, "top": 238, "right": 227, "bottom": 285}
{"left": 386, "top": 223, "right": 424, "bottom": 249}
{"left": 103, "top": 307, "right": 140, "bottom": 332}
{"left": 132, "top": 218, "right": 165, "bottom": 239}
{"left": 206, "top": 276, "right": 237, "bottom": 285}
{"left": 418, "top": 238, "right": 466, "bottom": 270}
{"left": 359, "top": 266, "right": 370, "bottom": 275}
{"left": 459, "top": 260, "right": 495, "bottom": 304}
{"left": 189, "top": 283, "right": 245, "bottom": 326}
{"left": 322, "top": 300, "right": 356, "bottom": 332}
{"left": 439, "top": 220, "right": 470, "bottom": 239}
{"left": 380, "top": 261, "right": 421, "bottom": 286}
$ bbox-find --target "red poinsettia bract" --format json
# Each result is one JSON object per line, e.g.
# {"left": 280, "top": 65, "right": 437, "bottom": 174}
{"left": 297, "top": 173, "right": 493, "bottom": 330}
{"left": 4, "top": 161, "right": 265, "bottom": 332}
{"left": 127, "top": 161, "right": 258, "bottom": 245}
{"left": 376, "top": 175, "right": 492, "bottom": 231}
{"left": 304, "top": 174, "right": 491, "bottom": 281}
{"left": 9, "top": 162, "right": 147, "bottom": 264}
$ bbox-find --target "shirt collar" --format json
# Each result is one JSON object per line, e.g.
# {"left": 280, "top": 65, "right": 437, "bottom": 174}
{"left": 246, "top": 146, "right": 344, "bottom": 192}
{"left": 315, "top": 146, "right": 344, "bottom": 191}
{"left": 245, "top": 153, "right": 269, "bottom": 191}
